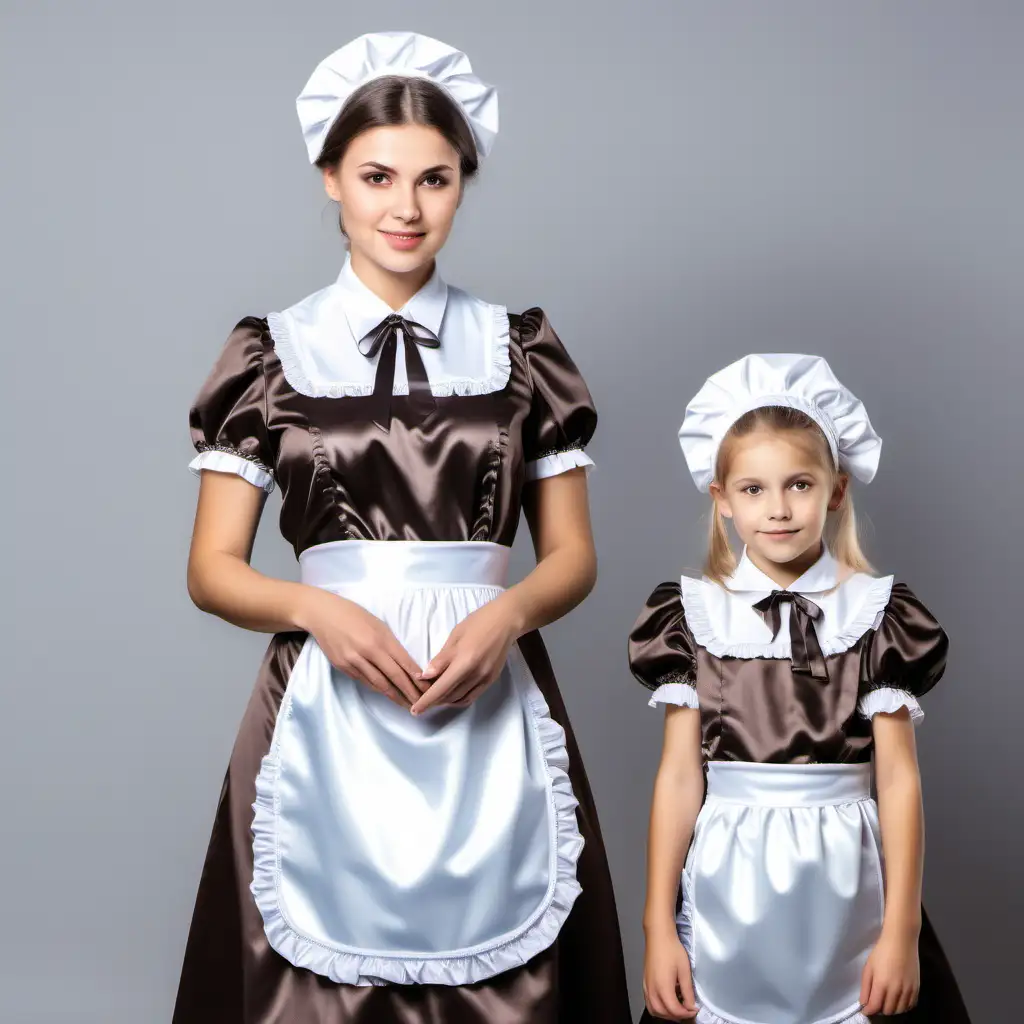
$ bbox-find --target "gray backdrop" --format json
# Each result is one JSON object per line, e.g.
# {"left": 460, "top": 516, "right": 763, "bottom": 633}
{"left": 3, "top": 1, "right": 1021, "bottom": 1020}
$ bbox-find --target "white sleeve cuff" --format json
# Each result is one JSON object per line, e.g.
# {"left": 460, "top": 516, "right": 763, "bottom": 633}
{"left": 189, "top": 450, "right": 275, "bottom": 493}
{"left": 525, "top": 448, "right": 595, "bottom": 481}
{"left": 647, "top": 681, "right": 700, "bottom": 710}
{"left": 858, "top": 686, "right": 924, "bottom": 725}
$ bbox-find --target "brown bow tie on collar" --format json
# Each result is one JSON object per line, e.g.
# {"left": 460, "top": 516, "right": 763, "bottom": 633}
{"left": 357, "top": 313, "right": 441, "bottom": 432}
{"left": 752, "top": 590, "right": 829, "bottom": 681}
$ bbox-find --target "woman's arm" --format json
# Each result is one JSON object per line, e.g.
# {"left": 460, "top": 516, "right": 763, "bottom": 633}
{"left": 188, "top": 471, "right": 423, "bottom": 705}
{"left": 643, "top": 706, "right": 703, "bottom": 1020}
{"left": 188, "top": 471, "right": 309, "bottom": 632}
{"left": 411, "top": 468, "right": 596, "bottom": 711}
{"left": 506, "top": 466, "right": 598, "bottom": 630}
{"left": 860, "top": 708, "right": 924, "bottom": 1016}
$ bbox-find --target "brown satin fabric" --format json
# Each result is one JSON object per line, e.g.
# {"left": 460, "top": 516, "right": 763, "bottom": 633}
{"left": 693, "top": 644, "right": 873, "bottom": 763}
{"left": 174, "top": 633, "right": 631, "bottom": 1024}
{"left": 628, "top": 581, "right": 949, "bottom": 764}
{"left": 627, "top": 581, "right": 698, "bottom": 688}
{"left": 860, "top": 582, "right": 950, "bottom": 699}
{"left": 189, "top": 307, "right": 598, "bottom": 555}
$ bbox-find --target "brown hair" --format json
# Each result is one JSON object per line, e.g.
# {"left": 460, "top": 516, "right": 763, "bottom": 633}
{"left": 705, "top": 405, "right": 873, "bottom": 584}
{"left": 315, "top": 75, "right": 480, "bottom": 180}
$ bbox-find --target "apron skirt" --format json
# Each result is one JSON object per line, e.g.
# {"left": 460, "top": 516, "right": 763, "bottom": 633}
{"left": 250, "top": 540, "right": 584, "bottom": 987}
{"left": 680, "top": 762, "right": 882, "bottom": 1024}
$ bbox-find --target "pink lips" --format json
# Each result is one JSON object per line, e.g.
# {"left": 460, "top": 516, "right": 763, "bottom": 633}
{"left": 381, "top": 230, "right": 426, "bottom": 251}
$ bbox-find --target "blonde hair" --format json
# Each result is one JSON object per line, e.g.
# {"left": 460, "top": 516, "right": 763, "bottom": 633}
{"left": 705, "top": 406, "right": 873, "bottom": 585}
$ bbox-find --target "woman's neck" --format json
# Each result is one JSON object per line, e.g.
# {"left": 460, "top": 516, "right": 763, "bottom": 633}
{"left": 349, "top": 249, "right": 435, "bottom": 311}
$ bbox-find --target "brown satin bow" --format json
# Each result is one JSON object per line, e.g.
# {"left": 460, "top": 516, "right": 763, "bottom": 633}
{"left": 357, "top": 313, "right": 440, "bottom": 432}
{"left": 752, "top": 590, "right": 829, "bottom": 680}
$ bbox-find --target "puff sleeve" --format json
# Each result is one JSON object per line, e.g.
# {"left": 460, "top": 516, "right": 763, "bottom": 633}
{"left": 188, "top": 318, "right": 276, "bottom": 493}
{"left": 514, "top": 308, "right": 597, "bottom": 481}
{"left": 628, "top": 582, "right": 700, "bottom": 710}
{"left": 857, "top": 582, "right": 949, "bottom": 725}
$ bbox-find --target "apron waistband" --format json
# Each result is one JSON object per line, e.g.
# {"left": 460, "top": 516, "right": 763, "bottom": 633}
{"left": 706, "top": 761, "right": 872, "bottom": 807}
{"left": 298, "top": 540, "right": 511, "bottom": 590}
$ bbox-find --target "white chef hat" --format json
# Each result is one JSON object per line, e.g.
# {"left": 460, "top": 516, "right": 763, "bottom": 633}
{"left": 678, "top": 353, "right": 882, "bottom": 492}
{"left": 296, "top": 31, "right": 499, "bottom": 164}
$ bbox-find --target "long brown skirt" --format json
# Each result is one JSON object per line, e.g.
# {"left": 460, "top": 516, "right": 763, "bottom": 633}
{"left": 173, "top": 630, "right": 633, "bottom": 1024}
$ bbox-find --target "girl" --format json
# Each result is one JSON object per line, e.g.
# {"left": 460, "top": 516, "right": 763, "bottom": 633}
{"left": 628, "top": 354, "right": 969, "bottom": 1023}
{"left": 173, "top": 31, "right": 631, "bottom": 1024}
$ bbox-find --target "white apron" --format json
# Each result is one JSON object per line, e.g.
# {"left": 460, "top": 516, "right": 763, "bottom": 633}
{"left": 250, "top": 540, "right": 584, "bottom": 987}
{"left": 680, "top": 762, "right": 883, "bottom": 1024}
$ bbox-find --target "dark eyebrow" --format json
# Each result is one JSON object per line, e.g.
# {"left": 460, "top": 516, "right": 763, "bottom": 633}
{"left": 358, "top": 162, "right": 455, "bottom": 175}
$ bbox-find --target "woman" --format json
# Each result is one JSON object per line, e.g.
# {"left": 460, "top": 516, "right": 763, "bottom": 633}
{"left": 173, "top": 31, "right": 631, "bottom": 1024}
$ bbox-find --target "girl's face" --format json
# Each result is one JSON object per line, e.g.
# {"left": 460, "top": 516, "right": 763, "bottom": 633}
{"left": 711, "top": 428, "right": 848, "bottom": 576}
{"left": 323, "top": 123, "right": 462, "bottom": 280}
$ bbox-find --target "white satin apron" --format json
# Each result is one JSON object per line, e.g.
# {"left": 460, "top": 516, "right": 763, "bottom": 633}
{"left": 250, "top": 540, "right": 584, "bottom": 987}
{"left": 680, "top": 762, "right": 883, "bottom": 1024}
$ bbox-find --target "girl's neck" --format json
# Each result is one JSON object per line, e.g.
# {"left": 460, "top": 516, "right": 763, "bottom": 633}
{"left": 745, "top": 540, "right": 825, "bottom": 590}
{"left": 349, "top": 249, "right": 435, "bottom": 311}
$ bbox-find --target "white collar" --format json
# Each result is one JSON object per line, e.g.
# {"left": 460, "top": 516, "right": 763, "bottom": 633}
{"left": 336, "top": 258, "right": 449, "bottom": 342}
{"left": 679, "top": 548, "right": 893, "bottom": 662}
{"left": 266, "top": 259, "right": 511, "bottom": 400}
{"left": 725, "top": 546, "right": 841, "bottom": 596}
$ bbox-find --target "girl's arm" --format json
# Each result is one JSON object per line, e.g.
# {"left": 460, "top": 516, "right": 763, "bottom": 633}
{"left": 861, "top": 708, "right": 924, "bottom": 1016}
{"left": 411, "top": 469, "right": 596, "bottom": 711}
{"left": 188, "top": 471, "right": 424, "bottom": 705}
{"left": 643, "top": 705, "right": 704, "bottom": 1020}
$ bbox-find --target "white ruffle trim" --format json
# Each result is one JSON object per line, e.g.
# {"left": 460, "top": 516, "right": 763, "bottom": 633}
{"left": 677, "top": 858, "right": 696, "bottom": 969}
{"left": 679, "top": 573, "right": 894, "bottom": 661}
{"left": 188, "top": 450, "right": 274, "bottom": 493}
{"left": 525, "top": 448, "right": 595, "bottom": 481}
{"left": 267, "top": 305, "right": 512, "bottom": 400}
{"left": 858, "top": 686, "right": 924, "bottom": 724}
{"left": 248, "top": 684, "right": 584, "bottom": 987}
{"left": 647, "top": 681, "right": 700, "bottom": 709}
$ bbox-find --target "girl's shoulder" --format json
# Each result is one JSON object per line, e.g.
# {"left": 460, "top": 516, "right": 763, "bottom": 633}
{"left": 861, "top": 579, "right": 949, "bottom": 699}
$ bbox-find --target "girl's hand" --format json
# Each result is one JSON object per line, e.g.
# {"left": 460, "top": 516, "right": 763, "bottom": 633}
{"left": 860, "top": 927, "right": 920, "bottom": 1016}
{"left": 410, "top": 596, "right": 522, "bottom": 714}
{"left": 299, "top": 587, "right": 425, "bottom": 708}
{"left": 643, "top": 926, "right": 698, "bottom": 1020}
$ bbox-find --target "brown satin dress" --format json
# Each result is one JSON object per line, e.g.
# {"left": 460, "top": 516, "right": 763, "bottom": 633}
{"left": 629, "top": 581, "right": 971, "bottom": 1023}
{"left": 174, "top": 309, "right": 631, "bottom": 1024}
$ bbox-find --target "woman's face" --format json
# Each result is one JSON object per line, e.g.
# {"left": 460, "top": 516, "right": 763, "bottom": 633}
{"left": 324, "top": 123, "right": 462, "bottom": 278}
